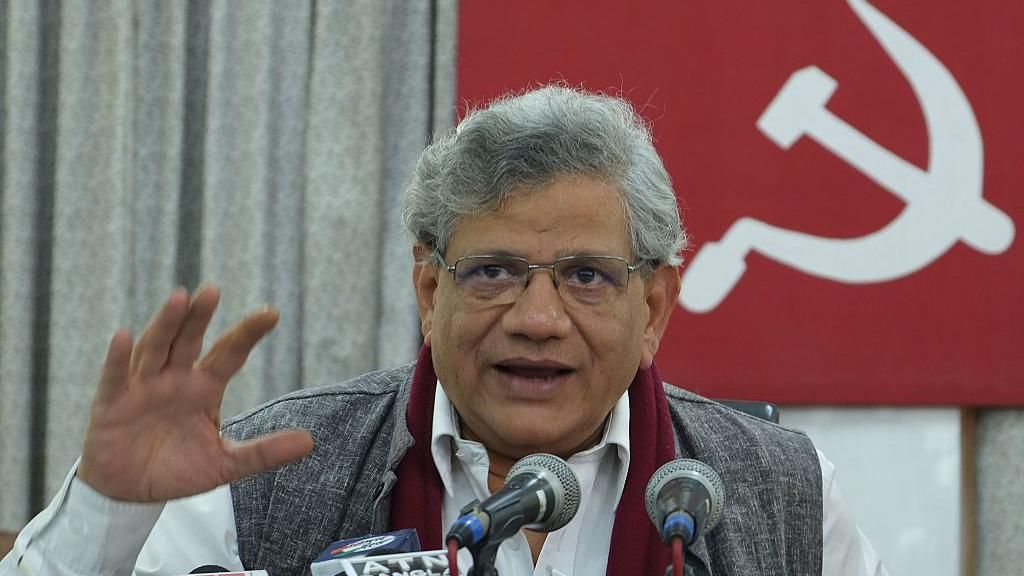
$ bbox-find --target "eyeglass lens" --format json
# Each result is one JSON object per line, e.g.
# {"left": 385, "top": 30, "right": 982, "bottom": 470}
{"left": 452, "top": 256, "right": 630, "bottom": 305}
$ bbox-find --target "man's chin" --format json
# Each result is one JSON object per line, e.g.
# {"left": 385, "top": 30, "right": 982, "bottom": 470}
{"left": 485, "top": 421, "right": 592, "bottom": 459}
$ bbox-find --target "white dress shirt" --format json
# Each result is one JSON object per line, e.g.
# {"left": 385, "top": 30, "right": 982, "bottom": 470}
{"left": 432, "top": 383, "right": 631, "bottom": 576}
{"left": 0, "top": 388, "right": 888, "bottom": 576}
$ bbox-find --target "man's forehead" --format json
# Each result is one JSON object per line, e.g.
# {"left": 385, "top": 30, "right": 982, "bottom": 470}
{"left": 498, "top": 175, "right": 625, "bottom": 209}
{"left": 460, "top": 175, "right": 627, "bottom": 222}
{"left": 446, "top": 245, "right": 629, "bottom": 259}
{"left": 444, "top": 179, "right": 633, "bottom": 259}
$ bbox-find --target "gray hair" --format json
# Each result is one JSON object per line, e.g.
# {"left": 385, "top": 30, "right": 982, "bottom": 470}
{"left": 401, "top": 85, "right": 688, "bottom": 267}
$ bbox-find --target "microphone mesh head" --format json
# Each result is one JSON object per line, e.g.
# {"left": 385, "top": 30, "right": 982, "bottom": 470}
{"left": 508, "top": 453, "right": 581, "bottom": 532}
{"left": 644, "top": 459, "right": 726, "bottom": 534}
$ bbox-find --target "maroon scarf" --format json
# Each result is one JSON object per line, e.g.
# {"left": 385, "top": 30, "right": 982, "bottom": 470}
{"left": 390, "top": 346, "right": 677, "bottom": 575}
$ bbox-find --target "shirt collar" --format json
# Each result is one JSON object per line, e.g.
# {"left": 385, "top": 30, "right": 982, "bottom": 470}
{"left": 429, "top": 380, "right": 631, "bottom": 489}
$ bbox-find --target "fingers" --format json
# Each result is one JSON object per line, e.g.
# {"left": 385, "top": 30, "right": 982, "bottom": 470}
{"left": 127, "top": 285, "right": 276, "bottom": 385}
{"left": 198, "top": 306, "right": 280, "bottom": 383}
{"left": 166, "top": 285, "right": 221, "bottom": 369}
{"left": 223, "top": 429, "right": 314, "bottom": 481}
{"left": 95, "top": 328, "right": 134, "bottom": 402}
{"left": 132, "top": 288, "right": 190, "bottom": 377}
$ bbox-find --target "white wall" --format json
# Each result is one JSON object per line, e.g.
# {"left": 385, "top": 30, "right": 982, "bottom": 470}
{"left": 780, "top": 407, "right": 962, "bottom": 576}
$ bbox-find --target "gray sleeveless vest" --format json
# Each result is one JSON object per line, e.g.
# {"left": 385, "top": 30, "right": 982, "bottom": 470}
{"left": 222, "top": 363, "right": 822, "bottom": 576}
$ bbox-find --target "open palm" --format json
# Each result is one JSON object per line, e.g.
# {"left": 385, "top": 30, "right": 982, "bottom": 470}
{"left": 78, "top": 286, "right": 314, "bottom": 502}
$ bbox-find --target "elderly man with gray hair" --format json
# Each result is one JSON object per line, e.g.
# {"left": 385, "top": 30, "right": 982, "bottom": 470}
{"left": 1, "top": 85, "right": 887, "bottom": 576}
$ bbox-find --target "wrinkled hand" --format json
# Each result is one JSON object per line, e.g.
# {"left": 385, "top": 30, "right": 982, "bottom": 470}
{"left": 78, "top": 286, "right": 314, "bottom": 502}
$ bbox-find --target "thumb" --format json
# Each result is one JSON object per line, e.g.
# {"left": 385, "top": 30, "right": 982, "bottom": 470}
{"left": 222, "top": 429, "right": 314, "bottom": 481}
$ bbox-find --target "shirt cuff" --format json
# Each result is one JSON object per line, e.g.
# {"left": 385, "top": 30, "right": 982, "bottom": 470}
{"left": 32, "top": 475, "right": 165, "bottom": 574}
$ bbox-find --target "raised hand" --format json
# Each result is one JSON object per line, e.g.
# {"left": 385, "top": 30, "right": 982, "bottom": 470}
{"left": 77, "top": 285, "right": 314, "bottom": 502}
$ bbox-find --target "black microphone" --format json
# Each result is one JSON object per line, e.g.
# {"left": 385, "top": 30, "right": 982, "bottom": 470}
{"left": 644, "top": 459, "right": 725, "bottom": 545}
{"left": 446, "top": 453, "right": 581, "bottom": 548}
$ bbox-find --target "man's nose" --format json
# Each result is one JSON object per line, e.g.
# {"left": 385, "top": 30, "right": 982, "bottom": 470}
{"left": 501, "top": 270, "right": 573, "bottom": 340}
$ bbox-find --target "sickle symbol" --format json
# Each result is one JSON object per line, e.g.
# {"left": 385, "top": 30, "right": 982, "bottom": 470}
{"left": 679, "top": 0, "right": 1015, "bottom": 313}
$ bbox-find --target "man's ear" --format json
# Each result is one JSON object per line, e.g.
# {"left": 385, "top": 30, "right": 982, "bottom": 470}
{"left": 640, "top": 265, "right": 681, "bottom": 369}
{"left": 412, "top": 244, "right": 439, "bottom": 346}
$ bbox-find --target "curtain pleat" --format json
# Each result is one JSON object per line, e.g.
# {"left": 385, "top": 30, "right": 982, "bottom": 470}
{"left": 301, "top": 1, "right": 432, "bottom": 389}
{"left": 0, "top": 0, "right": 44, "bottom": 533}
{"left": 131, "top": 1, "right": 187, "bottom": 327}
{"left": 0, "top": 0, "right": 456, "bottom": 530}
{"left": 253, "top": 2, "right": 313, "bottom": 412}
{"left": 44, "top": 0, "right": 135, "bottom": 516}
{"left": 201, "top": 0, "right": 282, "bottom": 419}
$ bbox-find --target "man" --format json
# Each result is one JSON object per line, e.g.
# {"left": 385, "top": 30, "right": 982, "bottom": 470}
{"left": 1, "top": 86, "right": 887, "bottom": 575}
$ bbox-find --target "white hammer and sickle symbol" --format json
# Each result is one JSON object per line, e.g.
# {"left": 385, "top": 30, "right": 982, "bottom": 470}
{"left": 679, "top": 0, "right": 1016, "bottom": 313}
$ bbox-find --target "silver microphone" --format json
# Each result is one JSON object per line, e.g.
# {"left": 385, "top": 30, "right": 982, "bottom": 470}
{"left": 644, "top": 459, "right": 726, "bottom": 544}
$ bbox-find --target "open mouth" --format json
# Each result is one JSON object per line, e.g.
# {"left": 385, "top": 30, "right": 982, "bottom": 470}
{"left": 492, "top": 361, "right": 577, "bottom": 401}
{"left": 495, "top": 363, "right": 575, "bottom": 380}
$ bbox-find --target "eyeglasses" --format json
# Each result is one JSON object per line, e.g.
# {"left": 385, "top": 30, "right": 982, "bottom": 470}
{"left": 439, "top": 254, "right": 645, "bottom": 306}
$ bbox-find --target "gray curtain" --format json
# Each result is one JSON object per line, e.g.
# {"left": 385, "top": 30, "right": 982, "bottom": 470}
{"left": 977, "top": 411, "right": 1024, "bottom": 575}
{"left": 0, "top": 0, "right": 457, "bottom": 531}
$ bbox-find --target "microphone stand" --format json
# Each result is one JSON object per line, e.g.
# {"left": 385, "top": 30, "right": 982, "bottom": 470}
{"left": 466, "top": 537, "right": 502, "bottom": 576}
{"left": 452, "top": 498, "right": 501, "bottom": 576}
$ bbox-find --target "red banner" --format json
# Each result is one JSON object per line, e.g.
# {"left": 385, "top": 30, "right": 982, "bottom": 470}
{"left": 458, "top": 1, "right": 1024, "bottom": 405}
